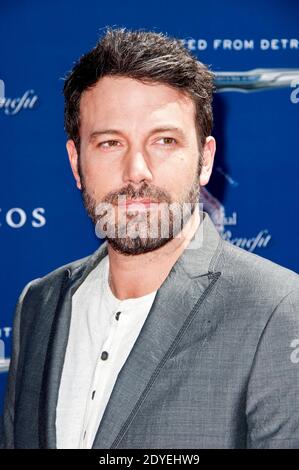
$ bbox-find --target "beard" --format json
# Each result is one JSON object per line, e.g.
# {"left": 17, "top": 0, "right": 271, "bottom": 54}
{"left": 78, "top": 161, "right": 202, "bottom": 256}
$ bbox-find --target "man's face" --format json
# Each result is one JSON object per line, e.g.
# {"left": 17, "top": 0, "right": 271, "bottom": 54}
{"left": 67, "top": 76, "right": 212, "bottom": 255}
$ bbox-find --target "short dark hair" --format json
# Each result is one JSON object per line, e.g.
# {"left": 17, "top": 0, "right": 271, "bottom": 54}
{"left": 63, "top": 27, "right": 215, "bottom": 152}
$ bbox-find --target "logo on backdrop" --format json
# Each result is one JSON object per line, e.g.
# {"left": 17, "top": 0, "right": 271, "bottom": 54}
{"left": 0, "top": 89, "right": 38, "bottom": 115}
{"left": 181, "top": 37, "right": 299, "bottom": 51}
{"left": 0, "top": 207, "right": 46, "bottom": 228}
{"left": 199, "top": 66, "right": 294, "bottom": 252}
{"left": 200, "top": 183, "right": 272, "bottom": 254}
{"left": 214, "top": 68, "right": 299, "bottom": 93}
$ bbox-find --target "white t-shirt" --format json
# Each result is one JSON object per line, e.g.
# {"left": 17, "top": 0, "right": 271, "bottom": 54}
{"left": 56, "top": 254, "right": 157, "bottom": 449}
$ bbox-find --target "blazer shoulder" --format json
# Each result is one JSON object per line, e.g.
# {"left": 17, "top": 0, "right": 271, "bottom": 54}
{"left": 25, "top": 252, "right": 93, "bottom": 293}
{"left": 218, "top": 238, "right": 299, "bottom": 296}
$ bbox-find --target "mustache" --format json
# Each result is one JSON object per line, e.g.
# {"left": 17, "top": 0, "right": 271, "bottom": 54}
{"left": 102, "top": 182, "right": 172, "bottom": 205}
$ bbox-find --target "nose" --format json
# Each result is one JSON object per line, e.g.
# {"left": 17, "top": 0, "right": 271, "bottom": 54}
{"left": 122, "top": 148, "right": 153, "bottom": 185}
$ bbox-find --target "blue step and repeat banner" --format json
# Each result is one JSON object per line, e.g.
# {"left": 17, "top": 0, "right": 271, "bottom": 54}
{"left": 1, "top": 0, "right": 299, "bottom": 412}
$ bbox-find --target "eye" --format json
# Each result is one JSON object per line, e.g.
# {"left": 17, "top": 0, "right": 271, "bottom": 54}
{"left": 156, "top": 137, "right": 177, "bottom": 146}
{"left": 97, "top": 140, "right": 121, "bottom": 149}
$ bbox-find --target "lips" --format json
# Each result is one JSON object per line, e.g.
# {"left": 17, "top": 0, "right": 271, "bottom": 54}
{"left": 118, "top": 199, "right": 157, "bottom": 207}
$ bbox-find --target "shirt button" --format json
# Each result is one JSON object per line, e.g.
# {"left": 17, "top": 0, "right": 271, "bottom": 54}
{"left": 101, "top": 351, "right": 109, "bottom": 360}
{"left": 115, "top": 311, "right": 121, "bottom": 321}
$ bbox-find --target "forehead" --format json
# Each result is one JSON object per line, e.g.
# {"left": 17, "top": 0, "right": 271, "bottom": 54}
{"left": 79, "top": 76, "right": 196, "bottom": 132}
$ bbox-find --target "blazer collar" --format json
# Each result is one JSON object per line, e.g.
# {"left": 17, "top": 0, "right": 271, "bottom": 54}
{"left": 39, "top": 210, "right": 222, "bottom": 448}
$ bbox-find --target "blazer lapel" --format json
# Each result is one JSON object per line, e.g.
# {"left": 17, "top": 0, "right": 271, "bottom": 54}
{"left": 92, "top": 211, "right": 222, "bottom": 448}
{"left": 39, "top": 241, "right": 109, "bottom": 448}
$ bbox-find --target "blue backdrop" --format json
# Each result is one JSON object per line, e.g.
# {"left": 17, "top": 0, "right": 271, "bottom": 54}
{"left": 1, "top": 0, "right": 299, "bottom": 412}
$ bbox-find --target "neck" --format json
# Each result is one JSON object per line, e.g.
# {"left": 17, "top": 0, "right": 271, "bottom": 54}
{"left": 107, "top": 209, "right": 201, "bottom": 300}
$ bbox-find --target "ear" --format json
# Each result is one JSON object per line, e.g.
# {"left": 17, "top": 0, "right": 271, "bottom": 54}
{"left": 66, "top": 139, "right": 82, "bottom": 190}
{"left": 199, "top": 136, "right": 216, "bottom": 186}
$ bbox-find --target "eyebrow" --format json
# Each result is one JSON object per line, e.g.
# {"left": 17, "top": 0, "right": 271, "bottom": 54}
{"left": 89, "top": 126, "right": 186, "bottom": 141}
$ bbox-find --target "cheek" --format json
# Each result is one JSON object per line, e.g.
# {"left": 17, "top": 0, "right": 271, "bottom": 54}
{"left": 161, "top": 154, "right": 198, "bottom": 187}
{"left": 82, "top": 163, "right": 122, "bottom": 200}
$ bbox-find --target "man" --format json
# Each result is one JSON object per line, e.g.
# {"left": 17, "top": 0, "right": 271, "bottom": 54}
{"left": 1, "top": 27, "right": 299, "bottom": 449}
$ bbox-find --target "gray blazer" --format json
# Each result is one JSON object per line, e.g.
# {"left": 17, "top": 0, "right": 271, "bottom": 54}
{"left": 1, "top": 211, "right": 299, "bottom": 449}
